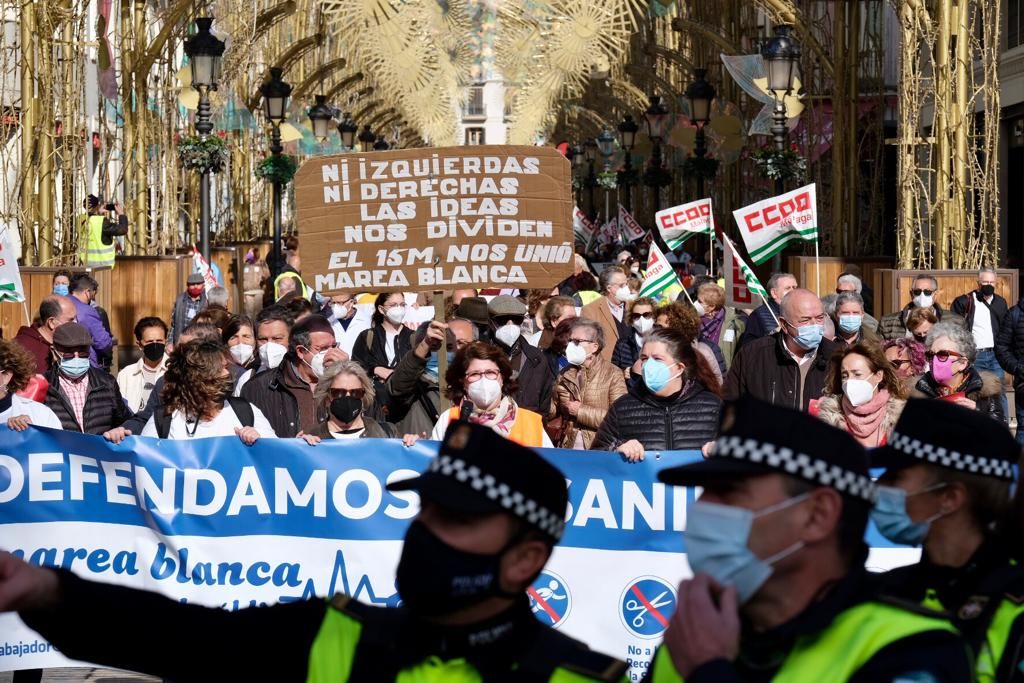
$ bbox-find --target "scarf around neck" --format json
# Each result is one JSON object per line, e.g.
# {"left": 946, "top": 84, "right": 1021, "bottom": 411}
{"left": 842, "top": 387, "right": 890, "bottom": 445}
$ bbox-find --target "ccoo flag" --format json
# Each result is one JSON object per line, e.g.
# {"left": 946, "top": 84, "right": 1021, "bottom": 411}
{"left": 654, "top": 198, "right": 715, "bottom": 250}
{"left": 639, "top": 242, "right": 683, "bottom": 303}
{"left": 732, "top": 183, "right": 818, "bottom": 264}
{"left": 721, "top": 233, "right": 767, "bottom": 311}
{"left": 0, "top": 227, "right": 25, "bottom": 303}
{"left": 573, "top": 206, "right": 596, "bottom": 242}
{"left": 618, "top": 205, "right": 647, "bottom": 242}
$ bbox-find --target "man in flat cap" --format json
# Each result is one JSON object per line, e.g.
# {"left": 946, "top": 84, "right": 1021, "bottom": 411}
{"left": 43, "top": 322, "right": 130, "bottom": 434}
{"left": 169, "top": 273, "right": 208, "bottom": 346}
{"left": 870, "top": 399, "right": 1024, "bottom": 683}
{"left": 645, "top": 396, "right": 971, "bottom": 682}
{"left": 488, "top": 294, "right": 554, "bottom": 414}
{"left": 0, "top": 422, "right": 628, "bottom": 682}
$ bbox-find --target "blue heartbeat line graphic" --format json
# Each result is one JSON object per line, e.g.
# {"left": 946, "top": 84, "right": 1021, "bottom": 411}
{"left": 281, "top": 549, "right": 402, "bottom": 607}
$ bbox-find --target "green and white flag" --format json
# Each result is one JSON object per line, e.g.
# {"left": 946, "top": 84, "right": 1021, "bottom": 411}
{"left": 0, "top": 228, "right": 25, "bottom": 303}
{"left": 722, "top": 233, "right": 769, "bottom": 311}
{"left": 732, "top": 183, "right": 818, "bottom": 264}
{"left": 639, "top": 242, "right": 683, "bottom": 303}
{"left": 655, "top": 197, "right": 714, "bottom": 250}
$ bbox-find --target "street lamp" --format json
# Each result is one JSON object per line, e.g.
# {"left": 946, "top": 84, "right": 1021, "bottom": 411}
{"left": 358, "top": 125, "right": 376, "bottom": 152}
{"left": 596, "top": 129, "right": 615, "bottom": 163}
{"left": 373, "top": 136, "right": 390, "bottom": 151}
{"left": 183, "top": 17, "right": 225, "bottom": 263}
{"left": 307, "top": 95, "right": 334, "bottom": 143}
{"left": 761, "top": 24, "right": 801, "bottom": 269}
{"left": 338, "top": 113, "right": 358, "bottom": 150}
{"left": 584, "top": 139, "right": 598, "bottom": 219}
{"left": 260, "top": 67, "right": 292, "bottom": 277}
{"left": 686, "top": 68, "right": 716, "bottom": 198}
{"left": 644, "top": 94, "right": 671, "bottom": 213}
{"left": 618, "top": 115, "right": 639, "bottom": 212}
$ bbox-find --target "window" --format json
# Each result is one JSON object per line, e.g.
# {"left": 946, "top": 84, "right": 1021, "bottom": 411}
{"left": 1011, "top": 0, "right": 1023, "bottom": 49}
{"left": 463, "top": 86, "right": 486, "bottom": 118}
{"left": 465, "top": 127, "right": 485, "bottom": 145}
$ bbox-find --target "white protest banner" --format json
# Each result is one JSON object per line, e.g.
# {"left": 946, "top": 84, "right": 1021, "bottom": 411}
{"left": 654, "top": 198, "right": 714, "bottom": 250}
{"left": 191, "top": 245, "right": 220, "bottom": 292}
{"left": 732, "top": 183, "right": 818, "bottom": 265}
{"left": 574, "top": 205, "right": 596, "bottom": 242}
{"left": 639, "top": 242, "right": 683, "bottom": 303}
{"left": 0, "top": 228, "right": 25, "bottom": 303}
{"left": 618, "top": 205, "right": 647, "bottom": 242}
{"left": 295, "top": 146, "right": 573, "bottom": 292}
{"left": 598, "top": 218, "right": 620, "bottom": 245}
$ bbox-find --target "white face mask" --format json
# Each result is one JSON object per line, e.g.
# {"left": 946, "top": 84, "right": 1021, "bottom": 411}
{"left": 494, "top": 323, "right": 521, "bottom": 348}
{"left": 259, "top": 341, "right": 287, "bottom": 369}
{"left": 332, "top": 303, "right": 350, "bottom": 321}
{"left": 842, "top": 378, "right": 877, "bottom": 407}
{"left": 615, "top": 285, "right": 637, "bottom": 304}
{"left": 230, "top": 343, "right": 254, "bottom": 366}
{"left": 467, "top": 377, "right": 502, "bottom": 409}
{"left": 632, "top": 316, "right": 654, "bottom": 335}
{"left": 307, "top": 349, "right": 328, "bottom": 379}
{"left": 385, "top": 305, "right": 407, "bottom": 324}
{"left": 694, "top": 301, "right": 706, "bottom": 317}
{"left": 565, "top": 342, "right": 588, "bottom": 366}
{"left": 913, "top": 293, "right": 934, "bottom": 308}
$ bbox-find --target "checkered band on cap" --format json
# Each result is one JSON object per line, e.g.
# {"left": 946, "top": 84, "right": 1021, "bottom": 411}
{"left": 888, "top": 432, "right": 1015, "bottom": 480}
{"left": 428, "top": 454, "right": 566, "bottom": 539}
{"left": 713, "top": 435, "right": 876, "bottom": 501}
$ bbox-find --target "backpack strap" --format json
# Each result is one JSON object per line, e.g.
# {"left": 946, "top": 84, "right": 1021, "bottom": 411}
{"left": 225, "top": 396, "right": 255, "bottom": 427}
{"left": 154, "top": 408, "right": 172, "bottom": 439}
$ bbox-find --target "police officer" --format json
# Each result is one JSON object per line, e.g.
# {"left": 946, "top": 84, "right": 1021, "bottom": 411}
{"left": 78, "top": 195, "right": 128, "bottom": 268}
{"left": 0, "top": 422, "right": 628, "bottom": 682}
{"left": 645, "top": 396, "right": 972, "bottom": 682}
{"left": 871, "top": 398, "right": 1024, "bottom": 682}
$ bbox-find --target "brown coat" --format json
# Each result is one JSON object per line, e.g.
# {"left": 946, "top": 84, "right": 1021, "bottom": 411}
{"left": 580, "top": 296, "right": 627, "bottom": 363}
{"left": 549, "top": 356, "right": 627, "bottom": 449}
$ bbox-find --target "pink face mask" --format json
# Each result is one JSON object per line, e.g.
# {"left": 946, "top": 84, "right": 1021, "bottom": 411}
{"left": 931, "top": 355, "right": 959, "bottom": 385}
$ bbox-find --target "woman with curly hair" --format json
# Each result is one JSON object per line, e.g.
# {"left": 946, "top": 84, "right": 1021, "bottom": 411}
{"left": 140, "top": 340, "right": 276, "bottom": 443}
{"left": 815, "top": 342, "right": 907, "bottom": 447}
{"left": 882, "top": 337, "right": 928, "bottom": 381}
{"left": 593, "top": 327, "right": 721, "bottom": 460}
{"left": 428, "top": 341, "right": 552, "bottom": 447}
{"left": 652, "top": 301, "right": 725, "bottom": 383}
{"left": 0, "top": 338, "right": 61, "bottom": 431}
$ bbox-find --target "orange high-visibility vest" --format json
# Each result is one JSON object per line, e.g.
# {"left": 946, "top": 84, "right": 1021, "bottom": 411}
{"left": 446, "top": 406, "right": 545, "bottom": 447}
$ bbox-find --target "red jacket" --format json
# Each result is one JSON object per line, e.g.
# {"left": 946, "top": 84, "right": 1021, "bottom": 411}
{"left": 13, "top": 325, "right": 52, "bottom": 374}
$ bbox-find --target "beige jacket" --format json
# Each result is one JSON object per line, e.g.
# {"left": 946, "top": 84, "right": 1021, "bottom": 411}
{"left": 549, "top": 356, "right": 627, "bottom": 449}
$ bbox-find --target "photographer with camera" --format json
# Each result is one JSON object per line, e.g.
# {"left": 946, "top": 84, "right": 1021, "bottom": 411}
{"left": 78, "top": 194, "right": 128, "bottom": 268}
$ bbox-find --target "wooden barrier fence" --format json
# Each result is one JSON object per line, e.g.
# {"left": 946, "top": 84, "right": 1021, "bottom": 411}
{"left": 786, "top": 256, "right": 894, "bottom": 317}
{"left": 0, "top": 266, "right": 111, "bottom": 338}
{"left": 873, "top": 269, "right": 1020, "bottom": 319}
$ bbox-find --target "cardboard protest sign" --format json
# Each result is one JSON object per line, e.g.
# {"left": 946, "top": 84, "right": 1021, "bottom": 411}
{"left": 295, "top": 146, "right": 573, "bottom": 293}
{"left": 655, "top": 198, "right": 714, "bottom": 250}
{"left": 732, "top": 183, "right": 818, "bottom": 265}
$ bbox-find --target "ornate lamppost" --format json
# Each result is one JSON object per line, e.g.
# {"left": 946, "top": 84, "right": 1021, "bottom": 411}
{"left": 762, "top": 25, "right": 801, "bottom": 270}
{"left": 643, "top": 95, "right": 672, "bottom": 214}
{"left": 617, "top": 115, "right": 638, "bottom": 213}
{"left": 260, "top": 67, "right": 291, "bottom": 276}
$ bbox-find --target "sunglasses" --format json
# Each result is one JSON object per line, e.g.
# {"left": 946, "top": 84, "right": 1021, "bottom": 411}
{"left": 329, "top": 388, "right": 365, "bottom": 400}
{"left": 630, "top": 312, "right": 654, "bottom": 321}
{"left": 889, "top": 359, "right": 912, "bottom": 369}
{"left": 911, "top": 288, "right": 936, "bottom": 296}
{"left": 925, "top": 350, "right": 964, "bottom": 362}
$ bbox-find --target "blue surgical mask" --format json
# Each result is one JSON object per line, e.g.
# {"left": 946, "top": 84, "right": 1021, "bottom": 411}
{"left": 425, "top": 351, "right": 455, "bottom": 378}
{"left": 59, "top": 356, "right": 90, "bottom": 378}
{"left": 788, "top": 323, "right": 824, "bottom": 350}
{"left": 870, "top": 484, "right": 947, "bottom": 546}
{"left": 685, "top": 494, "right": 810, "bottom": 604}
{"left": 53, "top": 284, "right": 69, "bottom": 296}
{"left": 838, "top": 315, "right": 862, "bottom": 335}
{"left": 643, "top": 359, "right": 681, "bottom": 393}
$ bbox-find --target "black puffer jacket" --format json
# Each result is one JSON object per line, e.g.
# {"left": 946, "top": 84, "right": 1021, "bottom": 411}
{"left": 45, "top": 367, "right": 131, "bottom": 434}
{"left": 591, "top": 380, "right": 721, "bottom": 451}
{"left": 910, "top": 368, "right": 1005, "bottom": 423}
{"left": 995, "top": 301, "right": 1024, "bottom": 389}
{"left": 724, "top": 332, "right": 837, "bottom": 411}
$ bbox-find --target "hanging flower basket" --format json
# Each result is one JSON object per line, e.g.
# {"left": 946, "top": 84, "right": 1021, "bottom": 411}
{"left": 617, "top": 167, "right": 640, "bottom": 187}
{"left": 643, "top": 165, "right": 673, "bottom": 188}
{"left": 751, "top": 146, "right": 806, "bottom": 182}
{"left": 596, "top": 170, "right": 618, "bottom": 190}
{"left": 680, "top": 156, "right": 720, "bottom": 181}
{"left": 255, "top": 154, "right": 299, "bottom": 185}
{"left": 571, "top": 175, "right": 586, "bottom": 192}
{"left": 178, "top": 134, "right": 230, "bottom": 174}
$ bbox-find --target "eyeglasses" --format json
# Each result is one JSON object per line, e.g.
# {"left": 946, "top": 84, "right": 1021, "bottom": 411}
{"left": 835, "top": 288, "right": 856, "bottom": 294}
{"left": 53, "top": 350, "right": 89, "bottom": 360}
{"left": 568, "top": 337, "right": 597, "bottom": 346}
{"left": 329, "top": 388, "right": 365, "bottom": 400}
{"left": 925, "top": 350, "right": 964, "bottom": 362}
{"left": 911, "top": 288, "right": 936, "bottom": 297}
{"left": 465, "top": 369, "right": 501, "bottom": 382}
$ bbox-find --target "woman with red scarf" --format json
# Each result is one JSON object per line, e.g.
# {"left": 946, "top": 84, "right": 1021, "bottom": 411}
{"left": 814, "top": 342, "right": 907, "bottom": 447}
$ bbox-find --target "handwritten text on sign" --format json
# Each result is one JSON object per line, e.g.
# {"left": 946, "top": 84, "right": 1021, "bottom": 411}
{"left": 294, "top": 146, "right": 574, "bottom": 293}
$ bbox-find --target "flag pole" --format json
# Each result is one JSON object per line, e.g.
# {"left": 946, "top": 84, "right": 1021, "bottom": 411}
{"left": 709, "top": 231, "right": 715, "bottom": 278}
{"left": 761, "top": 293, "right": 782, "bottom": 329}
{"left": 814, "top": 238, "right": 821, "bottom": 296}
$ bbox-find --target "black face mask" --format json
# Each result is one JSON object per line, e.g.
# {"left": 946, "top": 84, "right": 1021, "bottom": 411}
{"left": 980, "top": 284, "right": 996, "bottom": 298}
{"left": 142, "top": 342, "right": 165, "bottom": 362}
{"left": 396, "top": 520, "right": 517, "bottom": 617}
{"left": 329, "top": 395, "right": 362, "bottom": 424}
{"left": 914, "top": 334, "right": 928, "bottom": 345}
